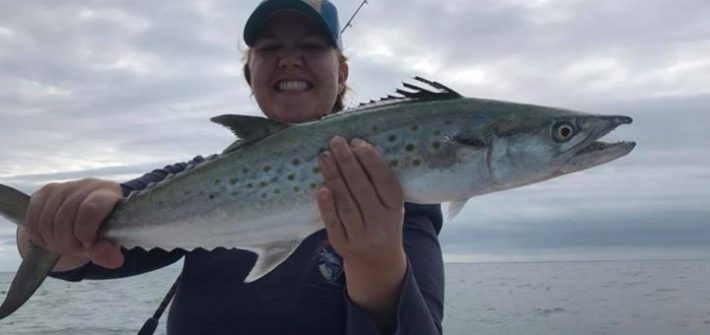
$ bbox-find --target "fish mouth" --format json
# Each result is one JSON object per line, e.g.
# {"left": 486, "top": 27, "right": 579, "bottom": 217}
{"left": 574, "top": 140, "right": 636, "bottom": 157}
{"left": 561, "top": 115, "right": 636, "bottom": 174}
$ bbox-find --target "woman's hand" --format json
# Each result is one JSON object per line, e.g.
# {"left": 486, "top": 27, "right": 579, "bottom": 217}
{"left": 316, "top": 136, "right": 407, "bottom": 333}
{"left": 18, "top": 178, "right": 125, "bottom": 271}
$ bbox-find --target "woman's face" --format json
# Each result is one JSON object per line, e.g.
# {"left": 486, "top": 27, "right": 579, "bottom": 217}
{"left": 248, "top": 11, "right": 348, "bottom": 123}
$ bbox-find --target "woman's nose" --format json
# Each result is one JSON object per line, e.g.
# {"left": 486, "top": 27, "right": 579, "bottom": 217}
{"left": 278, "top": 48, "right": 303, "bottom": 68}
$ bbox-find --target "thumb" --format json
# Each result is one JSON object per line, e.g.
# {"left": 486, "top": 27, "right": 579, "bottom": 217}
{"left": 87, "top": 239, "right": 124, "bottom": 269}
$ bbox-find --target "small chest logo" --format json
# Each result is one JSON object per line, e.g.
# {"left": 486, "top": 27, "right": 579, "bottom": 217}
{"left": 316, "top": 241, "right": 343, "bottom": 283}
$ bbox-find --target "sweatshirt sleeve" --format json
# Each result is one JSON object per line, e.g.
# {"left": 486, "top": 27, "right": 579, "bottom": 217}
{"left": 50, "top": 157, "right": 207, "bottom": 282}
{"left": 345, "top": 203, "right": 445, "bottom": 335}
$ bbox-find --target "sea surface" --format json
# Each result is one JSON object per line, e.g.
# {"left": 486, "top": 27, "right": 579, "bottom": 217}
{"left": 1, "top": 259, "right": 710, "bottom": 335}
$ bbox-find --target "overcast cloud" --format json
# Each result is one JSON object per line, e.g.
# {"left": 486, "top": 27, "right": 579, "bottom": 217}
{"left": 0, "top": 0, "right": 708, "bottom": 270}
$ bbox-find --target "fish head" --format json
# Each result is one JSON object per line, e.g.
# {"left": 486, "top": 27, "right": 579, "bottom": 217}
{"left": 483, "top": 107, "right": 635, "bottom": 191}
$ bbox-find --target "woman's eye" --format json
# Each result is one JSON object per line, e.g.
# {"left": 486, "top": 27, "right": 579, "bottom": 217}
{"left": 256, "top": 44, "right": 280, "bottom": 52}
{"left": 552, "top": 122, "right": 576, "bottom": 142}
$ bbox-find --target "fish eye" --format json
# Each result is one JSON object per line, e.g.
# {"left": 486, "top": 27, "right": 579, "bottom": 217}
{"left": 552, "top": 122, "right": 576, "bottom": 142}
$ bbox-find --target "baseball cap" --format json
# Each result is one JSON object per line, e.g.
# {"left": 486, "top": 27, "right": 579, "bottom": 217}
{"left": 243, "top": 0, "right": 343, "bottom": 50}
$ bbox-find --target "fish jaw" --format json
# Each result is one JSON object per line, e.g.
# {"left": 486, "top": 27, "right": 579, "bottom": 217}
{"left": 559, "top": 141, "right": 636, "bottom": 174}
{"left": 558, "top": 115, "right": 635, "bottom": 175}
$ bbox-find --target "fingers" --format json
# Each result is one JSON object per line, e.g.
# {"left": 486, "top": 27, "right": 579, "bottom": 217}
{"left": 54, "top": 181, "right": 110, "bottom": 252}
{"left": 316, "top": 186, "right": 347, "bottom": 245}
{"left": 25, "top": 179, "right": 122, "bottom": 263}
{"left": 88, "top": 240, "right": 124, "bottom": 269}
{"left": 26, "top": 183, "right": 55, "bottom": 247}
{"left": 328, "top": 137, "right": 382, "bottom": 212}
{"left": 350, "top": 138, "right": 403, "bottom": 209}
{"left": 74, "top": 188, "right": 121, "bottom": 248}
{"left": 53, "top": 186, "right": 89, "bottom": 253}
{"left": 319, "top": 148, "right": 365, "bottom": 235}
{"left": 317, "top": 136, "right": 407, "bottom": 265}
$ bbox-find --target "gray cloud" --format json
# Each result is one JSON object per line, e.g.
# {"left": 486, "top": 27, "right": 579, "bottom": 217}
{"left": 346, "top": 0, "right": 710, "bottom": 104}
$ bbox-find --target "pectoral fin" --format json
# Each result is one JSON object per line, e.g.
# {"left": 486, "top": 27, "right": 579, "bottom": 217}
{"left": 244, "top": 238, "right": 303, "bottom": 283}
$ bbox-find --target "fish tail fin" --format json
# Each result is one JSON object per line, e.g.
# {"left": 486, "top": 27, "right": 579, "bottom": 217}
{"left": 0, "top": 184, "right": 61, "bottom": 320}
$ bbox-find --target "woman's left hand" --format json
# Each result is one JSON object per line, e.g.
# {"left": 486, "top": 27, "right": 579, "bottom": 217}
{"left": 316, "top": 136, "right": 406, "bottom": 267}
{"left": 316, "top": 136, "right": 407, "bottom": 333}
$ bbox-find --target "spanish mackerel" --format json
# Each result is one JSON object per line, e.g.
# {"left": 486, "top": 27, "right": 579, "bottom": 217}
{"left": 0, "top": 77, "right": 635, "bottom": 319}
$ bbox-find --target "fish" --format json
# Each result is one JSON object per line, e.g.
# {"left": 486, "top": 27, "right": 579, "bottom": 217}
{"left": 0, "top": 77, "right": 635, "bottom": 319}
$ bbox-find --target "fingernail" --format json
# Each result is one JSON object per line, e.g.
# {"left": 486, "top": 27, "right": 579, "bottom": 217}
{"left": 320, "top": 151, "right": 333, "bottom": 174}
{"left": 330, "top": 136, "right": 346, "bottom": 147}
{"left": 317, "top": 187, "right": 330, "bottom": 202}
{"left": 351, "top": 138, "right": 365, "bottom": 146}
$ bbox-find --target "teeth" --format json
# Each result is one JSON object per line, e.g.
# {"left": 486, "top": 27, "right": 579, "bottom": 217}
{"left": 278, "top": 80, "right": 310, "bottom": 91}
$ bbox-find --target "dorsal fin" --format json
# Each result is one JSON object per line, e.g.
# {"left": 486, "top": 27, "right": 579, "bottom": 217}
{"left": 356, "top": 76, "right": 463, "bottom": 108}
{"left": 211, "top": 115, "right": 290, "bottom": 153}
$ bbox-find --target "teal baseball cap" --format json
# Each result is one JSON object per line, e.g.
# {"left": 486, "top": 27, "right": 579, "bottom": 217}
{"left": 243, "top": 0, "right": 343, "bottom": 50}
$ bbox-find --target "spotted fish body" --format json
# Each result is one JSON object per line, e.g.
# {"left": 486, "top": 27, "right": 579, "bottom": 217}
{"left": 0, "top": 77, "right": 635, "bottom": 319}
{"left": 108, "top": 99, "right": 478, "bottom": 247}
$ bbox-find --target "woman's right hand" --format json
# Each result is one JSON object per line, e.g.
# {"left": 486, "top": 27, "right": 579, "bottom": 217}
{"left": 18, "top": 178, "right": 125, "bottom": 271}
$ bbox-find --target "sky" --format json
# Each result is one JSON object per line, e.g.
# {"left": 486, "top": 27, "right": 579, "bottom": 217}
{"left": 0, "top": 0, "right": 709, "bottom": 270}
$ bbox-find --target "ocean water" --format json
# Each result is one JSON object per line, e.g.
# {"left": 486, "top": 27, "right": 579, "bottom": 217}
{"left": 1, "top": 259, "right": 709, "bottom": 335}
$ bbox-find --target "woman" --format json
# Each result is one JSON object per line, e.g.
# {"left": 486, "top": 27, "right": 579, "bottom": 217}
{"left": 17, "top": 1, "right": 444, "bottom": 334}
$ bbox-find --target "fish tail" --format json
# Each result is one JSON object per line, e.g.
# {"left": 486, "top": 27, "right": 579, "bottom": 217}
{"left": 0, "top": 184, "right": 61, "bottom": 320}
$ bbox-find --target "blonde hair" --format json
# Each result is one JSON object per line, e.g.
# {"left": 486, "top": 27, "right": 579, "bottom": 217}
{"left": 242, "top": 49, "right": 350, "bottom": 112}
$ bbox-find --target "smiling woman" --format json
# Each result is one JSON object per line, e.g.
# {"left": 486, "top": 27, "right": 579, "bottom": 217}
{"left": 8, "top": 1, "right": 445, "bottom": 335}
{"left": 242, "top": 13, "right": 350, "bottom": 120}
{"left": 244, "top": 11, "right": 349, "bottom": 123}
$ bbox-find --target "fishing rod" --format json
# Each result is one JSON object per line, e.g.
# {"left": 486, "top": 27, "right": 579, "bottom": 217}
{"left": 341, "top": 0, "right": 368, "bottom": 34}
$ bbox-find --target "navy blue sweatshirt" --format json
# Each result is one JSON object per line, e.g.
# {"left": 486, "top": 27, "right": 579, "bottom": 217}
{"left": 52, "top": 157, "right": 445, "bottom": 334}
